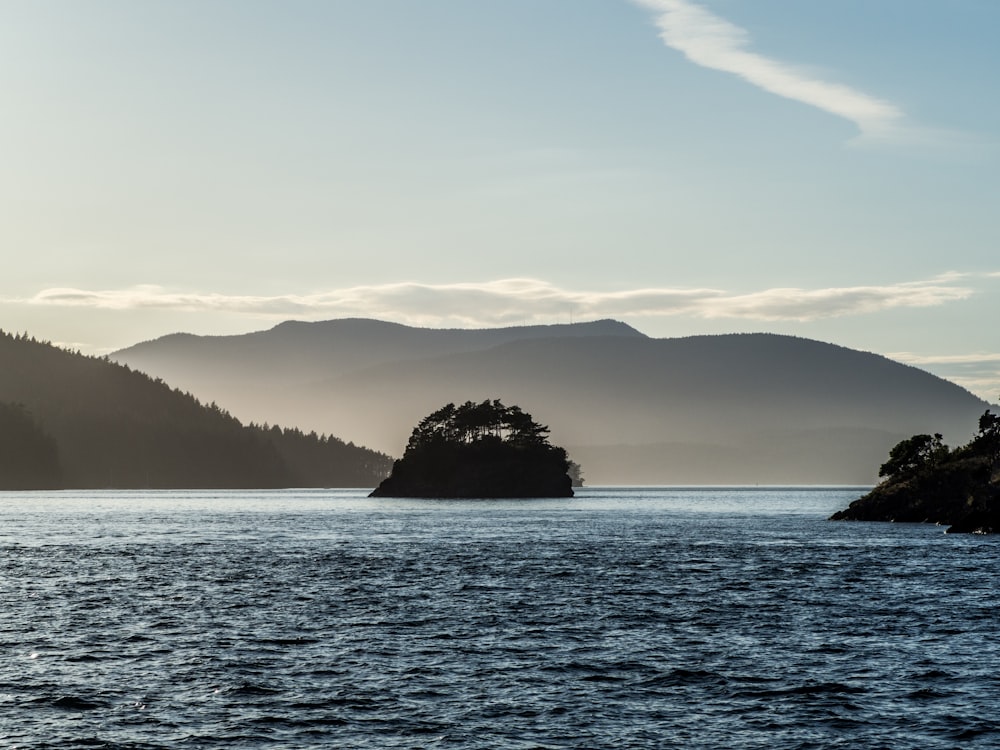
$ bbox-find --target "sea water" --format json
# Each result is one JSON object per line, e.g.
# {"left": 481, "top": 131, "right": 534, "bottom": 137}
{"left": 2, "top": 487, "right": 999, "bottom": 749}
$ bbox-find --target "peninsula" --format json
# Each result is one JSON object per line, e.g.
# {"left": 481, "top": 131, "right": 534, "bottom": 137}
{"left": 830, "top": 410, "right": 1000, "bottom": 533}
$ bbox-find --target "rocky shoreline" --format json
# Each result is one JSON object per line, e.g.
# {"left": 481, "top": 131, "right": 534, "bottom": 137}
{"left": 830, "top": 411, "right": 1000, "bottom": 533}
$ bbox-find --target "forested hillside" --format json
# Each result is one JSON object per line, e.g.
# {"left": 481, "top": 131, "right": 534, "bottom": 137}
{"left": 0, "top": 331, "right": 391, "bottom": 489}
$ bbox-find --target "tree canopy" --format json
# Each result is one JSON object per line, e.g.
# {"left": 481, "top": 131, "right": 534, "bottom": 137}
{"left": 405, "top": 399, "right": 553, "bottom": 453}
{"left": 878, "top": 432, "right": 947, "bottom": 481}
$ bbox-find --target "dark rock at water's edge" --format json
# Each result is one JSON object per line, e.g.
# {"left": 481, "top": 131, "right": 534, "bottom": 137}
{"left": 945, "top": 508, "right": 1000, "bottom": 535}
{"left": 370, "top": 400, "right": 574, "bottom": 498}
{"left": 830, "top": 411, "right": 1000, "bottom": 533}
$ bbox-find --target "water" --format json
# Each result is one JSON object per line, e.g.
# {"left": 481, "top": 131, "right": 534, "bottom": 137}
{"left": 2, "top": 487, "right": 999, "bottom": 749}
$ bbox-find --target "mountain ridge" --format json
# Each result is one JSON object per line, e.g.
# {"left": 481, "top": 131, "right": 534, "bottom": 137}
{"left": 115, "top": 318, "right": 645, "bottom": 390}
{"left": 111, "top": 319, "right": 992, "bottom": 485}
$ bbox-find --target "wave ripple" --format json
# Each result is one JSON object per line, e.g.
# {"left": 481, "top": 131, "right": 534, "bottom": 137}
{"left": 2, "top": 488, "right": 999, "bottom": 748}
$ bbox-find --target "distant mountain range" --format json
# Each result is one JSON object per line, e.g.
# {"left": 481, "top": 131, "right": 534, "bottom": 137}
{"left": 0, "top": 331, "right": 392, "bottom": 489}
{"left": 112, "top": 318, "right": 994, "bottom": 485}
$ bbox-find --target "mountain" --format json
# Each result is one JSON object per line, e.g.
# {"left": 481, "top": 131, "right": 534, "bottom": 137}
{"left": 112, "top": 319, "right": 993, "bottom": 485}
{"left": 114, "top": 317, "right": 642, "bottom": 390}
{"left": 0, "top": 331, "right": 392, "bottom": 489}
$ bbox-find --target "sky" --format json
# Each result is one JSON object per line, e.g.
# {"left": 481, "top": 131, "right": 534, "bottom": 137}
{"left": 2, "top": 0, "right": 999, "bottom": 401}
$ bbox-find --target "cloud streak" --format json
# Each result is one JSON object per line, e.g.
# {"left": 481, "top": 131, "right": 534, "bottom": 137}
{"left": 888, "top": 351, "right": 1000, "bottom": 403}
{"left": 633, "top": 0, "right": 904, "bottom": 138}
{"left": 21, "top": 276, "right": 973, "bottom": 326}
{"left": 888, "top": 352, "right": 1000, "bottom": 366}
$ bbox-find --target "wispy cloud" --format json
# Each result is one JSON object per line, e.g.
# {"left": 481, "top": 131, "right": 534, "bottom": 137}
{"left": 20, "top": 276, "right": 974, "bottom": 325}
{"left": 633, "top": 0, "right": 904, "bottom": 139}
{"left": 888, "top": 352, "right": 1000, "bottom": 367}
{"left": 702, "top": 280, "right": 971, "bottom": 321}
{"left": 888, "top": 351, "right": 1000, "bottom": 404}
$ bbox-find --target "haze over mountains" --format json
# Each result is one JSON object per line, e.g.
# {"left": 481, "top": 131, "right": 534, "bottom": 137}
{"left": 112, "top": 319, "right": 993, "bottom": 485}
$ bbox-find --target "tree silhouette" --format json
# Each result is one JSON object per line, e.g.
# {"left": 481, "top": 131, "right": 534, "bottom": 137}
{"left": 405, "top": 400, "right": 554, "bottom": 453}
{"left": 878, "top": 433, "right": 947, "bottom": 481}
{"left": 973, "top": 410, "right": 1000, "bottom": 471}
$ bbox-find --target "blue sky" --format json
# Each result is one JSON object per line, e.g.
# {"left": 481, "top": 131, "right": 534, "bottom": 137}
{"left": 2, "top": 0, "right": 999, "bottom": 399}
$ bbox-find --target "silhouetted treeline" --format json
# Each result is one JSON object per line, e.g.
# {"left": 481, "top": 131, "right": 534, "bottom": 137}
{"left": 0, "top": 331, "right": 392, "bottom": 489}
{"left": 248, "top": 423, "right": 394, "bottom": 488}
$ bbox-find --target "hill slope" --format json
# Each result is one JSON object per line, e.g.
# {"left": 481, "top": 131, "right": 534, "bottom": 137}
{"left": 112, "top": 320, "right": 992, "bottom": 485}
{"left": 0, "top": 331, "right": 391, "bottom": 489}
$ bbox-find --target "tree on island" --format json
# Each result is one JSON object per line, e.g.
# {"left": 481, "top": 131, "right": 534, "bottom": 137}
{"left": 830, "top": 409, "right": 1000, "bottom": 533}
{"left": 369, "top": 399, "right": 575, "bottom": 498}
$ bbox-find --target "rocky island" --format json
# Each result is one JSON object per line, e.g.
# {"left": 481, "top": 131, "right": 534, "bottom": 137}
{"left": 369, "top": 399, "right": 574, "bottom": 498}
{"left": 830, "top": 410, "right": 1000, "bottom": 533}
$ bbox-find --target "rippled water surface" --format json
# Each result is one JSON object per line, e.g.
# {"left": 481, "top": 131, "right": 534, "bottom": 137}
{"left": 3, "top": 487, "right": 1000, "bottom": 748}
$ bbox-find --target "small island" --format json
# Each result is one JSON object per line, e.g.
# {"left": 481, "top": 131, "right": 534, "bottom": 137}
{"left": 369, "top": 399, "right": 575, "bottom": 498}
{"left": 830, "top": 410, "right": 1000, "bottom": 533}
